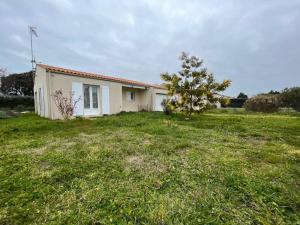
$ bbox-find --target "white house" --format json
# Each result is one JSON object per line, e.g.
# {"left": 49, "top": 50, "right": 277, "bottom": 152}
{"left": 34, "top": 64, "right": 168, "bottom": 119}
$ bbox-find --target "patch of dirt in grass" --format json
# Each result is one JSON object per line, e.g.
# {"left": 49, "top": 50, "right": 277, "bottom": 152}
{"left": 126, "top": 155, "right": 144, "bottom": 166}
{"left": 78, "top": 133, "right": 100, "bottom": 142}
{"left": 58, "top": 138, "right": 77, "bottom": 148}
{"left": 39, "top": 159, "right": 51, "bottom": 169}
{"left": 151, "top": 159, "right": 167, "bottom": 173}
{"left": 22, "top": 141, "right": 54, "bottom": 155}
{"left": 287, "top": 148, "right": 300, "bottom": 155}
{"left": 243, "top": 136, "right": 269, "bottom": 147}
{"left": 75, "top": 133, "right": 110, "bottom": 146}
{"left": 174, "top": 142, "right": 192, "bottom": 155}
{"left": 78, "top": 129, "right": 135, "bottom": 143}
{"left": 31, "top": 160, "right": 54, "bottom": 178}
{"left": 142, "top": 139, "right": 152, "bottom": 146}
{"left": 22, "top": 138, "right": 78, "bottom": 155}
{"left": 28, "top": 146, "right": 48, "bottom": 155}
{"left": 125, "top": 155, "right": 166, "bottom": 173}
{"left": 62, "top": 141, "right": 77, "bottom": 148}
{"left": 163, "top": 119, "right": 179, "bottom": 128}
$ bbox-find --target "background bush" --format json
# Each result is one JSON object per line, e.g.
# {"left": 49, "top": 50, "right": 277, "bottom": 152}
{"left": 280, "top": 87, "right": 300, "bottom": 112}
{"left": 0, "top": 95, "right": 34, "bottom": 109}
{"left": 221, "top": 92, "right": 248, "bottom": 108}
{"left": 221, "top": 98, "right": 247, "bottom": 108}
{"left": 244, "top": 94, "right": 281, "bottom": 112}
{"left": 0, "top": 71, "right": 34, "bottom": 96}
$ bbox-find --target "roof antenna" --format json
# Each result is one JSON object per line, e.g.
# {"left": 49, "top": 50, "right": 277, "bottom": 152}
{"left": 29, "top": 26, "right": 38, "bottom": 72}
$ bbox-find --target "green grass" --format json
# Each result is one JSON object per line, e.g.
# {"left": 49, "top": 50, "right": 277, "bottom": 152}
{"left": 0, "top": 107, "right": 34, "bottom": 119}
{"left": 0, "top": 111, "right": 299, "bottom": 224}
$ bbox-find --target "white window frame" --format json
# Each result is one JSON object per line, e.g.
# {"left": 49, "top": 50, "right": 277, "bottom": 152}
{"left": 127, "top": 91, "right": 135, "bottom": 101}
{"left": 83, "top": 84, "right": 99, "bottom": 109}
{"left": 83, "top": 84, "right": 100, "bottom": 116}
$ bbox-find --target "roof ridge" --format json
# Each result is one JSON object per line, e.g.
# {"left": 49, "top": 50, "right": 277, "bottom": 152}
{"left": 36, "top": 63, "right": 166, "bottom": 89}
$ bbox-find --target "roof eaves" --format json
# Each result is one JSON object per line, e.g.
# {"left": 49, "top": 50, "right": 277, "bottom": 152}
{"left": 37, "top": 63, "right": 167, "bottom": 90}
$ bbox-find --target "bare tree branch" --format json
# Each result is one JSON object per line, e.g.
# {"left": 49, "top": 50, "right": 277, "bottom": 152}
{"left": 52, "top": 89, "right": 80, "bottom": 120}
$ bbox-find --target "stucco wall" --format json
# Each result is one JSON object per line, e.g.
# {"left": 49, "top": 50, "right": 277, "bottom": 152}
{"left": 34, "top": 66, "right": 50, "bottom": 118}
{"left": 35, "top": 65, "right": 168, "bottom": 119}
{"left": 48, "top": 72, "right": 123, "bottom": 119}
{"left": 122, "top": 87, "right": 150, "bottom": 112}
{"left": 151, "top": 87, "right": 168, "bottom": 111}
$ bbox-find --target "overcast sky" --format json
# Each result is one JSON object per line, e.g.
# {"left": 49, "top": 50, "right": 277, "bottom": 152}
{"left": 1, "top": 0, "right": 299, "bottom": 96}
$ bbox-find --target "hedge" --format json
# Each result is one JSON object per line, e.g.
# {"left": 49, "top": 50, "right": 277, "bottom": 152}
{"left": 0, "top": 95, "right": 34, "bottom": 108}
{"left": 244, "top": 94, "right": 281, "bottom": 113}
{"left": 221, "top": 98, "right": 247, "bottom": 108}
{"left": 281, "top": 87, "right": 300, "bottom": 112}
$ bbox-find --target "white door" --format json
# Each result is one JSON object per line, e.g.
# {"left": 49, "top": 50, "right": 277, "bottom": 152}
{"left": 102, "top": 86, "right": 110, "bottom": 115}
{"left": 83, "top": 85, "right": 100, "bottom": 116}
{"left": 72, "top": 82, "right": 83, "bottom": 116}
{"left": 155, "top": 94, "right": 167, "bottom": 111}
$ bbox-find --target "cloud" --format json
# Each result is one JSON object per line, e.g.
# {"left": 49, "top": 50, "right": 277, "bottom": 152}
{"left": 0, "top": 0, "right": 299, "bottom": 96}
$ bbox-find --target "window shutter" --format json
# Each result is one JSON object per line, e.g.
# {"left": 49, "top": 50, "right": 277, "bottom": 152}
{"left": 72, "top": 82, "right": 83, "bottom": 116}
{"left": 102, "top": 86, "right": 110, "bottom": 114}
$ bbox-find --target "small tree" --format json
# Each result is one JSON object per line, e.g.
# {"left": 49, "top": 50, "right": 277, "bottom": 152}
{"left": 52, "top": 89, "right": 80, "bottom": 120}
{"left": 161, "top": 52, "right": 231, "bottom": 117}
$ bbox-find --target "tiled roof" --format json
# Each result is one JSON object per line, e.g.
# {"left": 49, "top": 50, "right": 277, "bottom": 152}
{"left": 37, "top": 64, "right": 166, "bottom": 89}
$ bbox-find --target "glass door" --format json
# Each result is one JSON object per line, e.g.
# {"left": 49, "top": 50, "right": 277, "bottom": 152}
{"left": 83, "top": 85, "right": 100, "bottom": 116}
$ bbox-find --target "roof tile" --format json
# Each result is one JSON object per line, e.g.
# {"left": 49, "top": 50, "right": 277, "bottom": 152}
{"left": 37, "top": 64, "right": 166, "bottom": 89}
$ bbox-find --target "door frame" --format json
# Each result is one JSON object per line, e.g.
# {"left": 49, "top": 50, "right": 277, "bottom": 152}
{"left": 83, "top": 84, "right": 100, "bottom": 116}
{"left": 155, "top": 93, "right": 167, "bottom": 111}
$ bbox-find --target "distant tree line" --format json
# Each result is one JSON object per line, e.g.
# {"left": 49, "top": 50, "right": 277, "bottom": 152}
{"left": 221, "top": 88, "right": 300, "bottom": 113}
{"left": 0, "top": 70, "right": 34, "bottom": 96}
{"left": 280, "top": 87, "right": 300, "bottom": 111}
{"left": 0, "top": 69, "right": 34, "bottom": 109}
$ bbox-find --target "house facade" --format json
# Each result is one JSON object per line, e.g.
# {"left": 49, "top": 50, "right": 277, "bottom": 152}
{"left": 34, "top": 64, "right": 168, "bottom": 119}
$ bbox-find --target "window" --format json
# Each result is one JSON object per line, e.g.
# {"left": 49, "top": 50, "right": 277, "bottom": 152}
{"left": 127, "top": 91, "right": 135, "bottom": 101}
{"left": 84, "top": 85, "right": 99, "bottom": 109}
{"left": 92, "top": 86, "right": 98, "bottom": 108}
{"left": 84, "top": 85, "right": 90, "bottom": 108}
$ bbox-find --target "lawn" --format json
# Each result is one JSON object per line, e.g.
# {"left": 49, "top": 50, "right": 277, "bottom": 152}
{"left": 0, "top": 111, "right": 299, "bottom": 224}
